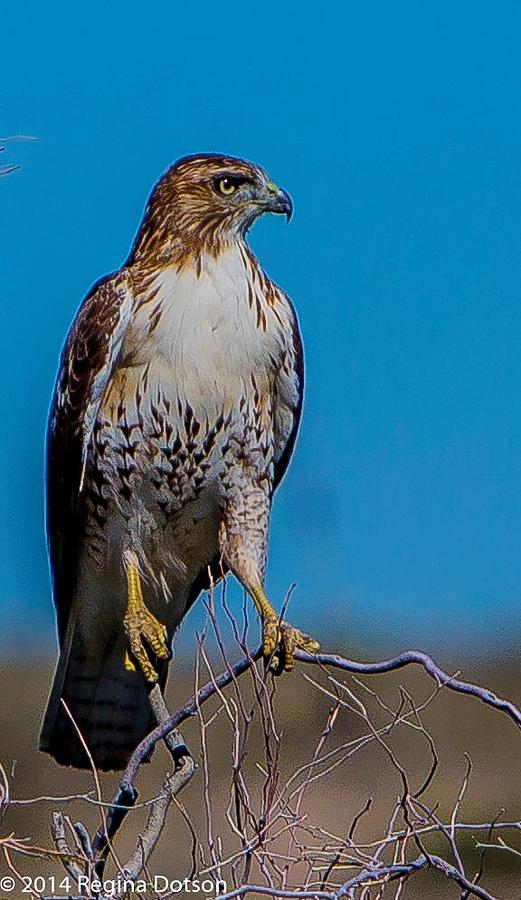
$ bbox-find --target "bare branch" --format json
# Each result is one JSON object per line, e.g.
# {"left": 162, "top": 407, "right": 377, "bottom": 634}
{"left": 0, "top": 134, "right": 37, "bottom": 175}
{"left": 5, "top": 619, "right": 520, "bottom": 900}
{"left": 334, "top": 854, "right": 497, "bottom": 899}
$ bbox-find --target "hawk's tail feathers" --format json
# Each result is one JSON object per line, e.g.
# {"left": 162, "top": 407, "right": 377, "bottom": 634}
{"left": 39, "top": 619, "right": 167, "bottom": 771}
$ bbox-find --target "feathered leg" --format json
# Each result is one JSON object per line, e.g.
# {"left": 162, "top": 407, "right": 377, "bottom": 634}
{"left": 219, "top": 482, "right": 319, "bottom": 672}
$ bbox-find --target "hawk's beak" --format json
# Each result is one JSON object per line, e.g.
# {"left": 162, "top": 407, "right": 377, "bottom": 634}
{"left": 264, "top": 183, "right": 293, "bottom": 222}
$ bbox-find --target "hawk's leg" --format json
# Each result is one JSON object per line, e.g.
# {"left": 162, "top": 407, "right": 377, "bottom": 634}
{"left": 123, "top": 551, "right": 170, "bottom": 683}
{"left": 219, "top": 497, "right": 319, "bottom": 673}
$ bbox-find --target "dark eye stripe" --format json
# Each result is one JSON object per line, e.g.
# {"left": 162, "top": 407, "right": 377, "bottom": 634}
{"left": 213, "top": 172, "right": 252, "bottom": 192}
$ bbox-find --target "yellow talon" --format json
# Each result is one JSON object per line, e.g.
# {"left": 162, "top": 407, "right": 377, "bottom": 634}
{"left": 123, "top": 555, "right": 170, "bottom": 683}
{"left": 250, "top": 584, "right": 320, "bottom": 674}
{"left": 124, "top": 651, "right": 136, "bottom": 672}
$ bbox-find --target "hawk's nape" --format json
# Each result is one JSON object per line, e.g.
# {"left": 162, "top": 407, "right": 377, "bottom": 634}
{"left": 40, "top": 153, "right": 318, "bottom": 770}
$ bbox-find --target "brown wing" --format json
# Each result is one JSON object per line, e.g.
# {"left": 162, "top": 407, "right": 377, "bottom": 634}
{"left": 273, "top": 295, "right": 304, "bottom": 491}
{"left": 47, "top": 270, "right": 134, "bottom": 642}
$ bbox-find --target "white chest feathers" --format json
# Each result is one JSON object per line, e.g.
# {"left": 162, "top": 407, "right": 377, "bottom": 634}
{"left": 126, "top": 246, "right": 286, "bottom": 401}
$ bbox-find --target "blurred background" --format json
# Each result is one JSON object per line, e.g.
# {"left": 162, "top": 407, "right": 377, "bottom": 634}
{"left": 2, "top": 2, "right": 521, "bottom": 896}
{"left": 4, "top": 1, "right": 521, "bottom": 659}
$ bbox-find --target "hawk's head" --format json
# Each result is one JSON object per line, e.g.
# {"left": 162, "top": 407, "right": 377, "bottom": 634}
{"left": 132, "top": 153, "right": 293, "bottom": 262}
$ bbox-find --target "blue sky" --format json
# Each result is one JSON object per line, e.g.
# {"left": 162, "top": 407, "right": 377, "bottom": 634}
{"left": 2, "top": 1, "right": 521, "bottom": 658}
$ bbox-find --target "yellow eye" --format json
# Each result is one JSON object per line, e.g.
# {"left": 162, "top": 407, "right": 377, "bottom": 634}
{"left": 218, "top": 177, "right": 237, "bottom": 195}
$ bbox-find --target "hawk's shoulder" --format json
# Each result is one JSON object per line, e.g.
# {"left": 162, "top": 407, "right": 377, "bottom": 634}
{"left": 54, "top": 270, "right": 132, "bottom": 427}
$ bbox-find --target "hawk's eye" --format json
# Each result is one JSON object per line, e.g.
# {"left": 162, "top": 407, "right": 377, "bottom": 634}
{"left": 214, "top": 175, "right": 244, "bottom": 196}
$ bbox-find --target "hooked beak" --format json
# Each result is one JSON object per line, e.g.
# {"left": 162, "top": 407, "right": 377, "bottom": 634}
{"left": 263, "top": 182, "right": 294, "bottom": 222}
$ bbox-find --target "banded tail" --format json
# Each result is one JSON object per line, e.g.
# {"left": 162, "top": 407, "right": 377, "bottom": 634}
{"left": 40, "top": 616, "right": 167, "bottom": 771}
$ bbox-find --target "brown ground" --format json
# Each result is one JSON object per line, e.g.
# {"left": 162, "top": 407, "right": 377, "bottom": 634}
{"left": 1, "top": 643, "right": 521, "bottom": 899}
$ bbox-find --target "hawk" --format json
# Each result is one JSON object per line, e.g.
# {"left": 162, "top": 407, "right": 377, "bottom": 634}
{"left": 40, "top": 153, "right": 319, "bottom": 770}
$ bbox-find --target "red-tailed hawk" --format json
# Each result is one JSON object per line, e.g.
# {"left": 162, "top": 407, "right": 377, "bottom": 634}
{"left": 40, "top": 153, "right": 319, "bottom": 770}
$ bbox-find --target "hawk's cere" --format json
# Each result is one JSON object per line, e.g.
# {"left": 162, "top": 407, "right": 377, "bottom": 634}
{"left": 40, "top": 153, "right": 319, "bottom": 770}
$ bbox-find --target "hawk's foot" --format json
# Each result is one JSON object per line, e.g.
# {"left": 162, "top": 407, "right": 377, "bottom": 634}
{"left": 123, "top": 556, "right": 170, "bottom": 683}
{"left": 250, "top": 584, "right": 319, "bottom": 674}
{"left": 263, "top": 616, "right": 320, "bottom": 673}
